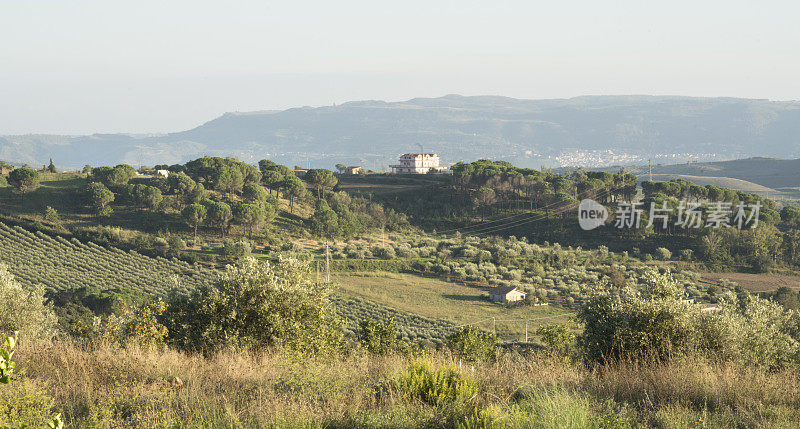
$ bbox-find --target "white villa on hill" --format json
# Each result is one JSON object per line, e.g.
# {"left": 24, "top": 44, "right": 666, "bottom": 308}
{"left": 390, "top": 153, "right": 446, "bottom": 174}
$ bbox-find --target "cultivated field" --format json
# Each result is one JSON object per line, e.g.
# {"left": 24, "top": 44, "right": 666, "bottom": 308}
{"left": 700, "top": 271, "right": 800, "bottom": 293}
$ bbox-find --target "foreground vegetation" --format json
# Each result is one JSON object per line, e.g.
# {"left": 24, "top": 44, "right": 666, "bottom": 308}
{"left": 6, "top": 342, "right": 800, "bottom": 428}
{"left": 3, "top": 157, "right": 800, "bottom": 427}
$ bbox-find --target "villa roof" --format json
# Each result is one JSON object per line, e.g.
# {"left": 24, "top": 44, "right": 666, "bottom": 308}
{"left": 491, "top": 286, "right": 524, "bottom": 295}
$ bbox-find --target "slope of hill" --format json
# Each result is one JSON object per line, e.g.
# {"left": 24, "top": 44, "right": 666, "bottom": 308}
{"left": 3, "top": 95, "right": 800, "bottom": 169}
{"left": 645, "top": 157, "right": 800, "bottom": 189}
{"left": 574, "top": 157, "right": 800, "bottom": 196}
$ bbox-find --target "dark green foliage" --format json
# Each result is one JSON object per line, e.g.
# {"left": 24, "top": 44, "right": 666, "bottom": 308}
{"left": 535, "top": 323, "right": 576, "bottom": 357}
{"left": 125, "top": 183, "right": 163, "bottom": 209}
{"left": 242, "top": 183, "right": 268, "bottom": 206}
{"left": 304, "top": 169, "right": 338, "bottom": 199}
{"left": 167, "top": 172, "right": 197, "bottom": 204}
{"left": 183, "top": 156, "right": 259, "bottom": 194}
{"left": 47, "top": 285, "right": 149, "bottom": 331}
{"left": 358, "top": 318, "right": 400, "bottom": 355}
{"left": 282, "top": 174, "right": 307, "bottom": 213}
{"left": 7, "top": 167, "right": 39, "bottom": 196}
{"left": 181, "top": 203, "right": 207, "bottom": 240}
{"left": 43, "top": 206, "right": 60, "bottom": 225}
{"left": 310, "top": 200, "right": 339, "bottom": 239}
{"left": 85, "top": 182, "right": 115, "bottom": 216}
{"left": 88, "top": 164, "right": 135, "bottom": 189}
{"left": 204, "top": 201, "right": 232, "bottom": 236}
{"left": 447, "top": 326, "right": 498, "bottom": 362}
{"left": 770, "top": 286, "right": 800, "bottom": 311}
{"left": 233, "top": 203, "right": 266, "bottom": 237}
{"left": 162, "top": 258, "right": 343, "bottom": 355}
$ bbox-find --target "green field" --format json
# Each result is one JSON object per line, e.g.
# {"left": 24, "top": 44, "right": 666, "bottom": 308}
{"left": 332, "top": 272, "right": 573, "bottom": 341}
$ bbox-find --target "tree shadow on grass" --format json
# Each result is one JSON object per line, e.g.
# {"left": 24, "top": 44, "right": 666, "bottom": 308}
{"left": 442, "top": 294, "right": 489, "bottom": 303}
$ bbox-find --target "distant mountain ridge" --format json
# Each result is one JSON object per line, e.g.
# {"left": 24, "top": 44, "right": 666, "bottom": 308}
{"left": 2, "top": 94, "right": 800, "bottom": 169}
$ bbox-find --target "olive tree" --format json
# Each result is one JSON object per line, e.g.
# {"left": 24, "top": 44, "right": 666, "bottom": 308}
{"left": 161, "top": 257, "right": 342, "bottom": 355}
{"left": 0, "top": 264, "right": 58, "bottom": 342}
{"left": 7, "top": 167, "right": 39, "bottom": 197}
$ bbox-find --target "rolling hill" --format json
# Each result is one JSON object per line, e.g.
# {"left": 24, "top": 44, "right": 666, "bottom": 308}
{"left": 2, "top": 95, "right": 800, "bottom": 169}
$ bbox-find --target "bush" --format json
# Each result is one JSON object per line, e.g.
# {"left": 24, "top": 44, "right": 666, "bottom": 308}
{"left": 398, "top": 360, "right": 476, "bottom": 408}
{"left": 162, "top": 257, "right": 342, "bottom": 355}
{"left": 535, "top": 323, "right": 576, "bottom": 357}
{"left": 359, "top": 318, "right": 400, "bottom": 355}
{"left": 447, "top": 326, "right": 497, "bottom": 362}
{"left": 0, "top": 264, "right": 57, "bottom": 342}
{"left": 579, "top": 269, "right": 800, "bottom": 369}
{"left": 222, "top": 240, "right": 251, "bottom": 258}
{"left": 371, "top": 245, "right": 396, "bottom": 260}
{"left": 167, "top": 236, "right": 186, "bottom": 251}
{"left": 654, "top": 247, "right": 672, "bottom": 260}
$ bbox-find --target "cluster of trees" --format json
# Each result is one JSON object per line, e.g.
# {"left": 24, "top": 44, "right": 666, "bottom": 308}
{"left": 450, "top": 160, "right": 638, "bottom": 218}
{"left": 74, "top": 156, "right": 409, "bottom": 249}
{"left": 309, "top": 191, "right": 409, "bottom": 240}
{"left": 181, "top": 197, "right": 276, "bottom": 239}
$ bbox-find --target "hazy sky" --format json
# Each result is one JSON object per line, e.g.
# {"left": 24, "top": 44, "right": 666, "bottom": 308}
{"left": 2, "top": 0, "right": 799, "bottom": 134}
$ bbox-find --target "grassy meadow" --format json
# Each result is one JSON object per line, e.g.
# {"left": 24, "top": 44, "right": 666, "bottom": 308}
{"left": 333, "top": 272, "right": 572, "bottom": 341}
{"left": 3, "top": 341, "right": 800, "bottom": 428}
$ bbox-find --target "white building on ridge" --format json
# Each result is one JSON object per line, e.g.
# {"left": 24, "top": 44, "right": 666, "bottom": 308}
{"left": 390, "top": 153, "right": 445, "bottom": 174}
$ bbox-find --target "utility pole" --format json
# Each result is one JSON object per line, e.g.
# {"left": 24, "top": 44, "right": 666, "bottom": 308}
{"left": 325, "top": 241, "right": 330, "bottom": 283}
{"left": 648, "top": 159, "right": 652, "bottom": 182}
{"left": 492, "top": 317, "right": 496, "bottom": 336}
{"left": 316, "top": 260, "right": 320, "bottom": 283}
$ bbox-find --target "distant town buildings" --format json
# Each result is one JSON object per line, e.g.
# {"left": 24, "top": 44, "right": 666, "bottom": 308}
{"left": 156, "top": 169, "right": 170, "bottom": 178}
{"left": 292, "top": 169, "right": 308, "bottom": 178}
{"left": 390, "top": 153, "right": 446, "bottom": 174}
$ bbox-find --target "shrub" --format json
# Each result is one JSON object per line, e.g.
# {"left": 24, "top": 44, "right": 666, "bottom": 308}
{"left": 222, "top": 240, "right": 251, "bottom": 258}
{"left": 162, "top": 257, "right": 342, "bottom": 355}
{"left": 579, "top": 269, "right": 800, "bottom": 369}
{"left": 654, "top": 247, "right": 672, "bottom": 260}
{"left": 0, "top": 265, "right": 57, "bottom": 342}
{"left": 359, "top": 318, "right": 399, "bottom": 355}
{"left": 167, "top": 236, "right": 186, "bottom": 251}
{"left": 398, "top": 360, "right": 476, "bottom": 408}
{"left": 371, "top": 245, "right": 396, "bottom": 260}
{"left": 447, "top": 327, "right": 497, "bottom": 362}
{"left": 535, "top": 323, "right": 576, "bottom": 357}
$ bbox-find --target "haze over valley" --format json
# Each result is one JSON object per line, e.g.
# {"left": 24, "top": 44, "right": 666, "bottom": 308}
{"left": 3, "top": 94, "right": 800, "bottom": 171}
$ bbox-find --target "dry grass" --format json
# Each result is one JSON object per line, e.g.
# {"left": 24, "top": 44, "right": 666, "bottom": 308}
{"left": 5, "top": 342, "right": 800, "bottom": 427}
